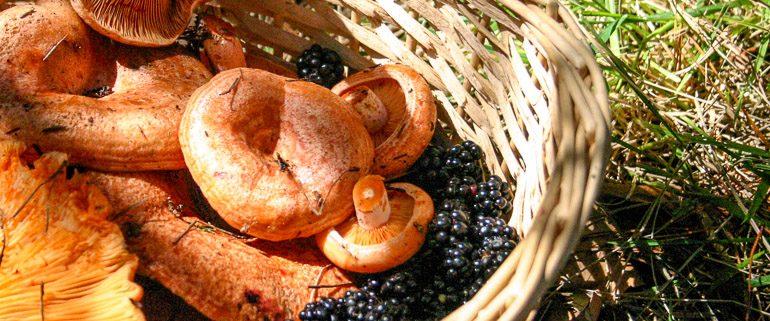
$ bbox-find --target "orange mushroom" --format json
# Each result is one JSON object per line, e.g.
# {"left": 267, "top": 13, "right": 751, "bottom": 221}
{"left": 70, "top": 0, "right": 208, "bottom": 47}
{"left": 197, "top": 15, "right": 247, "bottom": 73}
{"left": 0, "top": 1, "right": 211, "bottom": 171}
{"left": 0, "top": 141, "right": 143, "bottom": 321}
{"left": 180, "top": 14, "right": 295, "bottom": 77}
{"left": 332, "top": 64, "right": 437, "bottom": 179}
{"left": 179, "top": 68, "right": 374, "bottom": 241}
{"left": 316, "top": 175, "right": 434, "bottom": 273}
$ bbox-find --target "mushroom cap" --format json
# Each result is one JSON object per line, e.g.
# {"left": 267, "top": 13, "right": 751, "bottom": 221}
{"left": 315, "top": 182, "right": 434, "bottom": 273}
{"left": 199, "top": 15, "right": 247, "bottom": 73}
{"left": 0, "top": 2, "right": 212, "bottom": 171}
{"left": 70, "top": 0, "right": 207, "bottom": 47}
{"left": 0, "top": 141, "right": 143, "bottom": 321}
{"left": 179, "top": 68, "right": 375, "bottom": 241}
{"left": 332, "top": 64, "right": 437, "bottom": 179}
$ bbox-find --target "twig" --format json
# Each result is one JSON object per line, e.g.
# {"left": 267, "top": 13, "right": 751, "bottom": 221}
{"left": 11, "top": 162, "right": 66, "bottom": 219}
{"left": 308, "top": 283, "right": 355, "bottom": 289}
{"left": 45, "top": 207, "right": 50, "bottom": 234}
{"left": 40, "top": 282, "right": 45, "bottom": 321}
{"left": 220, "top": 74, "right": 242, "bottom": 96}
{"left": 310, "top": 167, "right": 361, "bottom": 216}
{"left": 172, "top": 220, "right": 197, "bottom": 245}
{"left": 221, "top": 69, "right": 245, "bottom": 110}
{"left": 42, "top": 35, "right": 67, "bottom": 62}
{"left": 20, "top": 7, "right": 35, "bottom": 18}
{"left": 0, "top": 218, "right": 6, "bottom": 269}
{"left": 746, "top": 229, "right": 763, "bottom": 321}
{"left": 309, "top": 264, "right": 333, "bottom": 302}
{"left": 107, "top": 199, "right": 146, "bottom": 221}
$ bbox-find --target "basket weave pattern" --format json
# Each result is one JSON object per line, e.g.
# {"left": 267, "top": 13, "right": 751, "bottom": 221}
{"left": 211, "top": 0, "right": 610, "bottom": 320}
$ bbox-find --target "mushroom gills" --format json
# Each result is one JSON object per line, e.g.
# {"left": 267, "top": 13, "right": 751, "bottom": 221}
{"left": 337, "top": 79, "right": 405, "bottom": 145}
{"left": 316, "top": 175, "right": 434, "bottom": 273}
{"left": 343, "top": 190, "right": 414, "bottom": 245}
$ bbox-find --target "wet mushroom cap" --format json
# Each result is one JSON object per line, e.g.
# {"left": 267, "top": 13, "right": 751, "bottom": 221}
{"left": 70, "top": 0, "right": 207, "bottom": 47}
{"left": 332, "top": 64, "right": 437, "bottom": 179}
{"left": 316, "top": 178, "right": 434, "bottom": 273}
{"left": 179, "top": 68, "right": 374, "bottom": 241}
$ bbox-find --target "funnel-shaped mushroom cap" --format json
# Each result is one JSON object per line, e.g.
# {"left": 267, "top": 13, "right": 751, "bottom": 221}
{"left": 316, "top": 177, "right": 434, "bottom": 273}
{"left": 0, "top": 142, "right": 143, "bottom": 321}
{"left": 333, "top": 65, "right": 437, "bottom": 179}
{"left": 70, "top": 0, "right": 206, "bottom": 47}
{"left": 180, "top": 68, "right": 374, "bottom": 241}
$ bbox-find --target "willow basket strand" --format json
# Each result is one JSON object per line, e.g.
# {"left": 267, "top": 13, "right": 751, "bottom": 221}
{"left": 209, "top": 0, "right": 610, "bottom": 320}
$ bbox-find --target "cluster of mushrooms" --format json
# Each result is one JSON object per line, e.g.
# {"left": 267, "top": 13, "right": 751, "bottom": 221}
{"left": 0, "top": 0, "right": 439, "bottom": 319}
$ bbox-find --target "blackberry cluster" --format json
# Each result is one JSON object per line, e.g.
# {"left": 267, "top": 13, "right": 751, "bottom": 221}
{"left": 299, "top": 297, "right": 342, "bottom": 321}
{"left": 300, "top": 290, "right": 408, "bottom": 321}
{"left": 412, "top": 141, "right": 484, "bottom": 197}
{"left": 296, "top": 44, "right": 345, "bottom": 88}
{"left": 467, "top": 217, "right": 516, "bottom": 298}
{"left": 469, "top": 175, "right": 511, "bottom": 219}
{"left": 428, "top": 200, "right": 470, "bottom": 247}
{"left": 178, "top": 16, "right": 211, "bottom": 53}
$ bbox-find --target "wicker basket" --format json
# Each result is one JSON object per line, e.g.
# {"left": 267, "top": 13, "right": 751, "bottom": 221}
{"left": 201, "top": 0, "right": 611, "bottom": 320}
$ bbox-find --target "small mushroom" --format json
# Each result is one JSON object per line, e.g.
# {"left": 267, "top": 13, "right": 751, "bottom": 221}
{"left": 180, "top": 68, "right": 374, "bottom": 241}
{"left": 315, "top": 175, "right": 434, "bottom": 273}
{"left": 70, "top": 0, "right": 208, "bottom": 47}
{"left": 333, "top": 64, "right": 437, "bottom": 179}
{"left": 198, "top": 15, "right": 247, "bottom": 73}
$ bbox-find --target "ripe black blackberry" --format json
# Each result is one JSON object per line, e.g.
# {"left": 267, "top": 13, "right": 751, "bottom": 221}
{"left": 411, "top": 141, "right": 484, "bottom": 198}
{"left": 469, "top": 175, "right": 512, "bottom": 219}
{"left": 413, "top": 275, "right": 464, "bottom": 319}
{"left": 427, "top": 199, "right": 471, "bottom": 248}
{"left": 178, "top": 16, "right": 211, "bottom": 54}
{"left": 360, "top": 271, "right": 418, "bottom": 307}
{"left": 299, "top": 297, "right": 343, "bottom": 321}
{"left": 296, "top": 44, "right": 345, "bottom": 88}
{"left": 467, "top": 216, "right": 517, "bottom": 298}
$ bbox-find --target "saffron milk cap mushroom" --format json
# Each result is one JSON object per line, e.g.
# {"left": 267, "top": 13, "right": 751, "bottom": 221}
{"left": 332, "top": 65, "right": 437, "bottom": 179}
{"left": 315, "top": 175, "right": 434, "bottom": 273}
{"left": 0, "top": 1, "right": 211, "bottom": 171}
{"left": 0, "top": 141, "right": 143, "bottom": 321}
{"left": 198, "top": 15, "right": 247, "bottom": 73}
{"left": 70, "top": 0, "right": 208, "bottom": 47}
{"left": 179, "top": 68, "right": 374, "bottom": 241}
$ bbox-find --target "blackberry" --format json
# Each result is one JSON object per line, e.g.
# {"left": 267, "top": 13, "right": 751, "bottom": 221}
{"left": 299, "top": 290, "right": 407, "bottom": 321}
{"left": 412, "top": 145, "right": 450, "bottom": 191}
{"left": 469, "top": 175, "right": 512, "bottom": 219}
{"left": 427, "top": 199, "right": 471, "bottom": 248}
{"left": 411, "top": 141, "right": 484, "bottom": 198}
{"left": 467, "top": 216, "right": 517, "bottom": 298}
{"left": 413, "top": 275, "right": 464, "bottom": 319}
{"left": 441, "top": 241, "right": 473, "bottom": 280}
{"left": 178, "top": 16, "right": 211, "bottom": 54}
{"left": 296, "top": 44, "right": 345, "bottom": 88}
{"left": 299, "top": 297, "right": 343, "bottom": 321}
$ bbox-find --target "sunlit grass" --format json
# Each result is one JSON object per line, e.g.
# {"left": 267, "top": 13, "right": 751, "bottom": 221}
{"left": 540, "top": 1, "right": 770, "bottom": 320}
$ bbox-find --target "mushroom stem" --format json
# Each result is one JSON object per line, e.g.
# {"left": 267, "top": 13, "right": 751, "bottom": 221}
{"left": 341, "top": 86, "right": 388, "bottom": 133}
{"left": 352, "top": 175, "right": 391, "bottom": 230}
